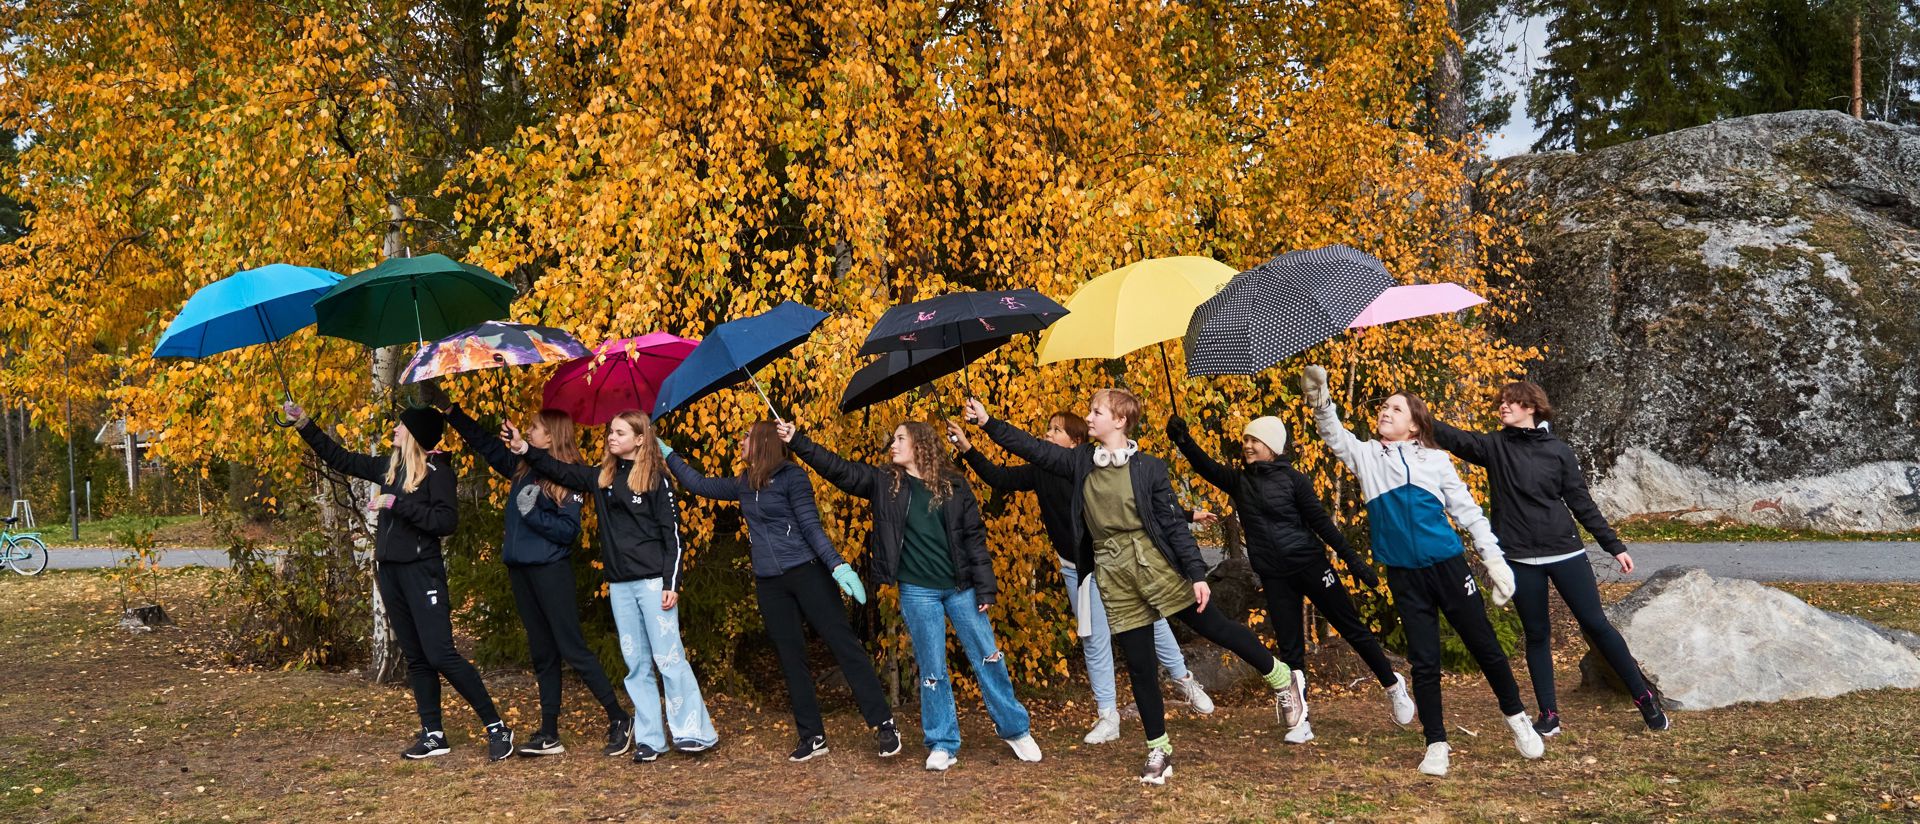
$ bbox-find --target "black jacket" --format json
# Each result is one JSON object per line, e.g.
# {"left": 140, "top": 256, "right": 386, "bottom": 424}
{"left": 980, "top": 419, "right": 1208, "bottom": 583}
{"left": 788, "top": 432, "right": 998, "bottom": 604}
{"left": 1431, "top": 420, "right": 1628, "bottom": 561}
{"left": 957, "top": 448, "right": 1079, "bottom": 563}
{"left": 521, "top": 445, "right": 686, "bottom": 589}
{"left": 1167, "top": 421, "right": 1372, "bottom": 581}
{"left": 297, "top": 420, "right": 457, "bottom": 564}
{"left": 667, "top": 453, "right": 845, "bottom": 578}
{"left": 446, "top": 407, "right": 584, "bottom": 567}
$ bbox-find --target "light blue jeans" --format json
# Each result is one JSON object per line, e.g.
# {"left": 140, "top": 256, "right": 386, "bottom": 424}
{"left": 607, "top": 577, "right": 718, "bottom": 751}
{"left": 1063, "top": 564, "right": 1191, "bottom": 711}
{"left": 898, "top": 583, "right": 1032, "bottom": 755}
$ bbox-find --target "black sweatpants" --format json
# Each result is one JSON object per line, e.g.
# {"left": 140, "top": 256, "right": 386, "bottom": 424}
{"left": 755, "top": 562, "right": 893, "bottom": 741}
{"left": 376, "top": 557, "right": 501, "bottom": 731}
{"left": 507, "top": 560, "right": 626, "bottom": 733}
{"left": 1511, "top": 554, "right": 1651, "bottom": 713}
{"left": 1114, "top": 600, "right": 1278, "bottom": 742}
{"left": 1384, "top": 554, "right": 1525, "bottom": 744}
{"left": 1262, "top": 559, "right": 1397, "bottom": 689}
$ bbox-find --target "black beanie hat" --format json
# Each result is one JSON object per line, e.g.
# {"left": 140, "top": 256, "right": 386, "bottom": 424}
{"left": 399, "top": 407, "right": 445, "bottom": 452}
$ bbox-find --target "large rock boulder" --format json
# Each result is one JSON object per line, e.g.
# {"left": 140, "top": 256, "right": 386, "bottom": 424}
{"left": 1580, "top": 567, "right": 1920, "bottom": 709}
{"left": 1483, "top": 111, "right": 1920, "bottom": 531}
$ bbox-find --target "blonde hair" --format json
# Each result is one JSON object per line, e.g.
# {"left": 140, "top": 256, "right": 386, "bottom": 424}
{"left": 598, "top": 410, "right": 664, "bottom": 493}
{"left": 1090, "top": 387, "right": 1142, "bottom": 435}
{"left": 384, "top": 436, "right": 430, "bottom": 493}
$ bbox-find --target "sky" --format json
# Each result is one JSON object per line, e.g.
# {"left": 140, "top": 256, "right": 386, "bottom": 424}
{"left": 1481, "top": 14, "right": 1553, "bottom": 158}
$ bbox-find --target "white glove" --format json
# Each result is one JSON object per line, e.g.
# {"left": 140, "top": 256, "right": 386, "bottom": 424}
{"left": 1301, "top": 365, "right": 1331, "bottom": 410}
{"left": 1481, "top": 556, "right": 1516, "bottom": 607}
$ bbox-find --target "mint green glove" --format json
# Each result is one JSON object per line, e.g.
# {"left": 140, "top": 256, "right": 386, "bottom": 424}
{"left": 831, "top": 564, "right": 868, "bottom": 604}
{"left": 655, "top": 437, "right": 674, "bottom": 457}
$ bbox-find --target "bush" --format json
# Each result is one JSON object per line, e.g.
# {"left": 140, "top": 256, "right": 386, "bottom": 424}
{"left": 210, "top": 507, "right": 369, "bottom": 670}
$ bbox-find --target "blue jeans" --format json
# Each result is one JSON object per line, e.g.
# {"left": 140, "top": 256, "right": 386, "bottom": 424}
{"left": 1062, "top": 565, "right": 1190, "bottom": 711}
{"left": 898, "top": 583, "right": 1032, "bottom": 755}
{"left": 607, "top": 577, "right": 718, "bottom": 750}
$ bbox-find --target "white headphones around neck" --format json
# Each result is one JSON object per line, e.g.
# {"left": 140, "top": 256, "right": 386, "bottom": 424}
{"left": 1092, "top": 439, "right": 1139, "bottom": 467}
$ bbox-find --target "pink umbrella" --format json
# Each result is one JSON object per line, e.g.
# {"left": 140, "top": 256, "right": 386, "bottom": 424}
{"left": 542, "top": 332, "right": 698, "bottom": 426}
{"left": 1348, "top": 283, "right": 1487, "bottom": 329}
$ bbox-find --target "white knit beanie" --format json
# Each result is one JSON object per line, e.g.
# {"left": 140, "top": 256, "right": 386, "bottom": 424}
{"left": 1243, "top": 416, "right": 1289, "bottom": 456}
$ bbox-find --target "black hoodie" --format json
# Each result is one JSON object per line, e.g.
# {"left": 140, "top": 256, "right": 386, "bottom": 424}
{"left": 297, "top": 420, "right": 457, "bottom": 564}
{"left": 1167, "top": 420, "right": 1373, "bottom": 582}
{"left": 1431, "top": 419, "right": 1628, "bottom": 561}
{"left": 520, "top": 445, "right": 685, "bottom": 589}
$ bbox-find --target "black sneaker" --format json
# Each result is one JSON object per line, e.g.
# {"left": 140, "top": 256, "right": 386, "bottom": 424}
{"left": 1635, "top": 691, "right": 1671, "bottom": 731}
{"left": 632, "top": 743, "right": 666, "bottom": 763}
{"left": 401, "top": 729, "right": 449, "bottom": 760}
{"left": 486, "top": 723, "right": 515, "bottom": 762}
{"left": 603, "top": 716, "right": 633, "bottom": 757}
{"left": 674, "top": 738, "right": 715, "bottom": 754}
{"left": 875, "top": 719, "right": 902, "bottom": 758}
{"left": 789, "top": 735, "right": 828, "bottom": 762}
{"left": 518, "top": 730, "right": 565, "bottom": 756}
{"left": 1534, "top": 710, "right": 1562, "bottom": 737}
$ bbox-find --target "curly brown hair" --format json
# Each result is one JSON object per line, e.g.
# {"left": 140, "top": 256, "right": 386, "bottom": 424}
{"left": 887, "top": 421, "right": 955, "bottom": 506}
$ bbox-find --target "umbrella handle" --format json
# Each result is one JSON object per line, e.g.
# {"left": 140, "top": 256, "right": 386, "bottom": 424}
{"left": 271, "top": 409, "right": 297, "bottom": 428}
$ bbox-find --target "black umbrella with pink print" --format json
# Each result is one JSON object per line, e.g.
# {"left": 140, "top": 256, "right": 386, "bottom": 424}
{"left": 855, "top": 289, "right": 1069, "bottom": 397}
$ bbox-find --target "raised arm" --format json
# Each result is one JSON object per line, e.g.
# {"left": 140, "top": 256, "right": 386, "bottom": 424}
{"left": 445, "top": 405, "right": 520, "bottom": 479}
{"left": 786, "top": 431, "right": 884, "bottom": 500}
{"left": 386, "top": 461, "right": 459, "bottom": 537}
{"left": 518, "top": 444, "right": 600, "bottom": 492}
{"left": 295, "top": 419, "right": 388, "bottom": 483}
{"left": 1301, "top": 365, "right": 1366, "bottom": 470}
{"left": 666, "top": 452, "right": 744, "bottom": 502}
{"left": 957, "top": 446, "right": 1041, "bottom": 493}
{"left": 1430, "top": 417, "right": 1495, "bottom": 467}
{"left": 1165, "top": 415, "right": 1241, "bottom": 493}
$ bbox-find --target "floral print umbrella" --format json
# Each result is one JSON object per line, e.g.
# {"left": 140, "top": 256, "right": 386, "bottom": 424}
{"left": 401, "top": 320, "right": 591, "bottom": 384}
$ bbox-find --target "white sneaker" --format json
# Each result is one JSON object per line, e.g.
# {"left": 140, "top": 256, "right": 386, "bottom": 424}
{"left": 1173, "top": 674, "right": 1216, "bottom": 715}
{"left": 1084, "top": 708, "right": 1121, "bottom": 744}
{"left": 1506, "top": 712, "right": 1545, "bottom": 759}
{"left": 1272, "top": 666, "right": 1306, "bottom": 727}
{"left": 1385, "top": 672, "right": 1416, "bottom": 726}
{"left": 1005, "top": 734, "right": 1042, "bottom": 762}
{"left": 1283, "top": 719, "right": 1314, "bottom": 744}
{"left": 1418, "top": 742, "right": 1451, "bottom": 776}
{"left": 924, "top": 749, "right": 957, "bottom": 771}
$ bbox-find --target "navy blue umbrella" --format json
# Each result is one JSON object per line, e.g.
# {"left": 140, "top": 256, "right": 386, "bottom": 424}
{"left": 651, "top": 301, "right": 829, "bottom": 421}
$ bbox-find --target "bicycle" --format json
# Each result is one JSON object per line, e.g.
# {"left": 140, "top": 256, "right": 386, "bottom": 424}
{"left": 1, "top": 516, "right": 48, "bottom": 575}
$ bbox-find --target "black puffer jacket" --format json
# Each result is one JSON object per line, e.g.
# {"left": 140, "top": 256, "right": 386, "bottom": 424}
{"left": 667, "top": 453, "right": 845, "bottom": 578}
{"left": 1167, "top": 419, "right": 1372, "bottom": 582}
{"left": 446, "top": 407, "right": 584, "bottom": 567}
{"left": 1431, "top": 419, "right": 1628, "bottom": 561}
{"left": 297, "top": 420, "right": 457, "bottom": 564}
{"left": 788, "top": 432, "right": 998, "bottom": 604}
{"left": 521, "top": 446, "right": 686, "bottom": 589}
{"left": 957, "top": 448, "right": 1079, "bottom": 563}
{"left": 979, "top": 419, "right": 1207, "bottom": 583}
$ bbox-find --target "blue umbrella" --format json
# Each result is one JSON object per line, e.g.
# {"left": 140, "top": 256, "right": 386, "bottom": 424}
{"left": 651, "top": 301, "right": 829, "bottom": 421}
{"left": 153, "top": 264, "right": 344, "bottom": 416}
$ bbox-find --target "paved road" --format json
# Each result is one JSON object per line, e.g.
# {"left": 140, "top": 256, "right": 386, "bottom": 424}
{"left": 40, "top": 541, "right": 1920, "bottom": 581}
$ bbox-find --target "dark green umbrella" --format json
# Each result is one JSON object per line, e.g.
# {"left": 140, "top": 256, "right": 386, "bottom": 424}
{"left": 313, "top": 253, "right": 518, "bottom": 349}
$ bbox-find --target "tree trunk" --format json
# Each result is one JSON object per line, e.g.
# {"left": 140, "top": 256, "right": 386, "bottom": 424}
{"left": 1, "top": 402, "right": 16, "bottom": 504}
{"left": 1427, "top": 0, "right": 1467, "bottom": 146}
{"left": 1852, "top": 15, "right": 1865, "bottom": 119}
{"left": 365, "top": 196, "right": 408, "bottom": 684}
{"left": 123, "top": 423, "right": 138, "bottom": 492}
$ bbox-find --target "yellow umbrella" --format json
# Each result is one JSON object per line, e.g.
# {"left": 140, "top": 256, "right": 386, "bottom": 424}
{"left": 1035, "top": 255, "right": 1236, "bottom": 412}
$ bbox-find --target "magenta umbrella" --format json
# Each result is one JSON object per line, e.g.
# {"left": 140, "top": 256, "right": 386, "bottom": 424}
{"left": 1347, "top": 283, "right": 1487, "bottom": 329}
{"left": 542, "top": 333, "right": 698, "bottom": 426}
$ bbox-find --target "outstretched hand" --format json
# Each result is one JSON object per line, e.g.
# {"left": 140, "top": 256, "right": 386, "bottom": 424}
{"left": 1301, "top": 365, "right": 1331, "bottom": 410}
{"left": 1165, "top": 415, "right": 1190, "bottom": 441}
{"left": 1190, "top": 508, "right": 1220, "bottom": 527}
{"left": 775, "top": 421, "right": 797, "bottom": 443}
{"left": 281, "top": 400, "right": 307, "bottom": 424}
{"left": 945, "top": 420, "right": 972, "bottom": 453}
{"left": 500, "top": 421, "right": 528, "bottom": 454}
{"left": 962, "top": 398, "right": 989, "bottom": 425}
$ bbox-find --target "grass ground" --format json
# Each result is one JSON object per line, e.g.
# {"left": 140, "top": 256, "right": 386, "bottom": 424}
{"left": 32, "top": 515, "right": 281, "bottom": 548}
{"left": 1, "top": 571, "right": 1917, "bottom": 823}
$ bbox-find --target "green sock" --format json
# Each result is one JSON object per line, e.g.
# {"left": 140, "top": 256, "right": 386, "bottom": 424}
{"left": 1146, "top": 734, "right": 1172, "bottom": 755}
{"left": 1263, "top": 661, "right": 1292, "bottom": 691}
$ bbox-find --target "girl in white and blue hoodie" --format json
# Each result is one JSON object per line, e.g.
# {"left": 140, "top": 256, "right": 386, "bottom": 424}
{"left": 1301, "top": 366, "right": 1544, "bottom": 778}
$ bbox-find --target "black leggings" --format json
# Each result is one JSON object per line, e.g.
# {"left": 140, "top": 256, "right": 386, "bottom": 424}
{"left": 756, "top": 562, "right": 894, "bottom": 740}
{"left": 1386, "top": 555, "right": 1525, "bottom": 744}
{"left": 376, "top": 558, "right": 501, "bottom": 731}
{"left": 1511, "top": 554, "right": 1651, "bottom": 712}
{"left": 507, "top": 560, "right": 626, "bottom": 732}
{"left": 1262, "top": 559, "right": 1397, "bottom": 689}
{"left": 1114, "top": 600, "right": 1277, "bottom": 742}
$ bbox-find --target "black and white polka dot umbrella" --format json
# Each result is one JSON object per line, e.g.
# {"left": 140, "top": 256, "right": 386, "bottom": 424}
{"left": 1183, "top": 245, "right": 1394, "bottom": 376}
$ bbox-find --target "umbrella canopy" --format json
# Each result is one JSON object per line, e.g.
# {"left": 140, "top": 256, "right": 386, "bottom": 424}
{"left": 1184, "top": 245, "right": 1394, "bottom": 376}
{"left": 1348, "top": 282, "right": 1487, "bottom": 329}
{"left": 314, "top": 253, "right": 517, "bottom": 349}
{"left": 858, "top": 289, "right": 1068, "bottom": 356}
{"left": 1034, "top": 256, "right": 1236, "bottom": 364}
{"left": 652, "top": 301, "right": 829, "bottom": 420}
{"left": 399, "top": 320, "right": 591, "bottom": 384}
{"left": 839, "top": 340, "right": 1004, "bottom": 413}
{"left": 153, "top": 264, "right": 343, "bottom": 359}
{"left": 543, "top": 333, "right": 698, "bottom": 426}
